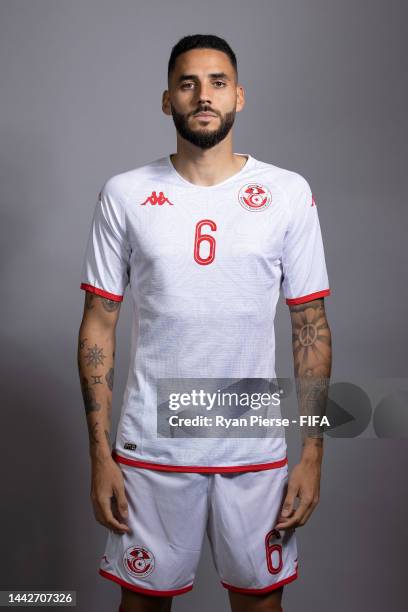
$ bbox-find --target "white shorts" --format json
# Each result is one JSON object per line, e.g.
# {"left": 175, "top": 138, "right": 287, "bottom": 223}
{"left": 98, "top": 462, "right": 298, "bottom": 596}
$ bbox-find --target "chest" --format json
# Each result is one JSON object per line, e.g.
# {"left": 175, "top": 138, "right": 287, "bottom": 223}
{"left": 126, "top": 184, "right": 289, "bottom": 273}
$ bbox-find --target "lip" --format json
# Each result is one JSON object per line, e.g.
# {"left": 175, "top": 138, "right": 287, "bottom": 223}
{"left": 194, "top": 112, "right": 217, "bottom": 118}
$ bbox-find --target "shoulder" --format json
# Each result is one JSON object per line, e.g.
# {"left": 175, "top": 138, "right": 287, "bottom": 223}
{"left": 102, "top": 157, "right": 168, "bottom": 196}
{"left": 253, "top": 157, "right": 312, "bottom": 201}
{"left": 251, "top": 159, "right": 316, "bottom": 229}
{"left": 99, "top": 157, "right": 169, "bottom": 209}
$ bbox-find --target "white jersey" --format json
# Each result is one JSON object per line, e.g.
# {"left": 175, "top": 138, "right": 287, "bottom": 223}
{"left": 80, "top": 153, "right": 330, "bottom": 472}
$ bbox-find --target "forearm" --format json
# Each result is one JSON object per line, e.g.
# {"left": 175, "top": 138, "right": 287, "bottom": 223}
{"left": 289, "top": 298, "right": 332, "bottom": 462}
{"left": 77, "top": 322, "right": 116, "bottom": 464}
{"left": 296, "top": 375, "right": 329, "bottom": 463}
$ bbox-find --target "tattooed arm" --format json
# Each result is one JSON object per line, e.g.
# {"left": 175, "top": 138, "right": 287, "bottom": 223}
{"left": 275, "top": 298, "right": 332, "bottom": 530}
{"left": 78, "top": 291, "right": 119, "bottom": 461}
{"left": 77, "top": 291, "right": 130, "bottom": 534}
{"left": 290, "top": 297, "right": 332, "bottom": 457}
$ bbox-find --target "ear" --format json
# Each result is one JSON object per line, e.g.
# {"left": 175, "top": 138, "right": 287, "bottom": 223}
{"left": 162, "top": 90, "right": 172, "bottom": 116}
{"left": 235, "top": 84, "right": 245, "bottom": 113}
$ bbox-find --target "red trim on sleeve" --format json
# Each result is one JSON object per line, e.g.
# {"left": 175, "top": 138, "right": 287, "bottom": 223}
{"left": 112, "top": 450, "right": 288, "bottom": 473}
{"left": 221, "top": 569, "right": 298, "bottom": 594}
{"left": 80, "top": 283, "right": 123, "bottom": 302}
{"left": 99, "top": 568, "right": 193, "bottom": 596}
{"left": 286, "top": 288, "right": 330, "bottom": 305}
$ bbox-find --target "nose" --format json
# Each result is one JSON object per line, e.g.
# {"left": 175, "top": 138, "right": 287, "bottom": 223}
{"left": 196, "top": 82, "right": 212, "bottom": 105}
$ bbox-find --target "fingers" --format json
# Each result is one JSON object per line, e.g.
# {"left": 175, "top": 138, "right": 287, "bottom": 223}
{"left": 90, "top": 460, "right": 131, "bottom": 535}
{"left": 275, "top": 499, "right": 308, "bottom": 530}
{"left": 275, "top": 461, "right": 321, "bottom": 530}
{"left": 101, "top": 496, "right": 131, "bottom": 534}
{"left": 92, "top": 493, "right": 131, "bottom": 535}
{"left": 112, "top": 483, "right": 129, "bottom": 522}
{"left": 279, "top": 484, "right": 297, "bottom": 520}
{"left": 275, "top": 494, "right": 319, "bottom": 530}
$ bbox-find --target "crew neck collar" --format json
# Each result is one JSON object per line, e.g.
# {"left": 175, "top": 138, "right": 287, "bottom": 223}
{"left": 166, "top": 153, "right": 255, "bottom": 189}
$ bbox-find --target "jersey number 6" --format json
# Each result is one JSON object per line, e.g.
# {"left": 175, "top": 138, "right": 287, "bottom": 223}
{"left": 194, "top": 219, "right": 217, "bottom": 266}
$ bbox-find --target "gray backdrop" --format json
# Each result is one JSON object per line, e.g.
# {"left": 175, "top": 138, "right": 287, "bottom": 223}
{"left": 1, "top": 0, "right": 407, "bottom": 610}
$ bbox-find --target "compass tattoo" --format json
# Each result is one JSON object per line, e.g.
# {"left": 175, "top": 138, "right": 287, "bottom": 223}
{"left": 85, "top": 344, "right": 106, "bottom": 368}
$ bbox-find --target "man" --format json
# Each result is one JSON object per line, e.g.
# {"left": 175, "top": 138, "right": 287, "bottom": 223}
{"left": 78, "top": 34, "right": 332, "bottom": 612}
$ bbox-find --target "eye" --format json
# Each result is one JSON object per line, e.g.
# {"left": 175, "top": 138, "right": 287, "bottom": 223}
{"left": 214, "top": 81, "right": 226, "bottom": 87}
{"left": 181, "top": 82, "right": 194, "bottom": 89}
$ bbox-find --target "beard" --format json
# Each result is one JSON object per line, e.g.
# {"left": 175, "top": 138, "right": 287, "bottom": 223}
{"left": 170, "top": 104, "right": 236, "bottom": 149}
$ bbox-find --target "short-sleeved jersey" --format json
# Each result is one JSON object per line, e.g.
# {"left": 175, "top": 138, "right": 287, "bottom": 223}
{"left": 80, "top": 153, "right": 330, "bottom": 472}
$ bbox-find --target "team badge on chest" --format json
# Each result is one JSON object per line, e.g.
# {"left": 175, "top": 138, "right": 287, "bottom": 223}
{"left": 238, "top": 183, "right": 272, "bottom": 212}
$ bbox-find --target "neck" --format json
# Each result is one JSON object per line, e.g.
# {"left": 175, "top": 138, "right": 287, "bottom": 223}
{"left": 170, "top": 137, "right": 248, "bottom": 187}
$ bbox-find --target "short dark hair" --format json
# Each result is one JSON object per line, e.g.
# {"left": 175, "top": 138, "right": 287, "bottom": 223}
{"left": 168, "top": 34, "right": 238, "bottom": 83}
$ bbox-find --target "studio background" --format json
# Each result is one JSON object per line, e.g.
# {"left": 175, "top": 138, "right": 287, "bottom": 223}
{"left": 1, "top": 1, "right": 407, "bottom": 611}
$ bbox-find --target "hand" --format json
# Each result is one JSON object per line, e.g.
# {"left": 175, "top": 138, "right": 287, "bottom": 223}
{"left": 90, "top": 457, "right": 131, "bottom": 535}
{"left": 275, "top": 459, "right": 321, "bottom": 530}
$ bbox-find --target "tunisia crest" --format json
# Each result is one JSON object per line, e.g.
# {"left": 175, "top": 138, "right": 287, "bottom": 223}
{"left": 238, "top": 183, "right": 272, "bottom": 212}
{"left": 123, "top": 545, "right": 155, "bottom": 578}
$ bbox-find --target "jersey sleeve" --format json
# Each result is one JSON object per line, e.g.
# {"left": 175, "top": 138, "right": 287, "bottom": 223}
{"left": 80, "top": 179, "right": 131, "bottom": 302}
{"left": 281, "top": 176, "right": 331, "bottom": 305}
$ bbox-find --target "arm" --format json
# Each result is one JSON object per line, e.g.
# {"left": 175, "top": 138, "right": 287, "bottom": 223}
{"left": 275, "top": 297, "right": 332, "bottom": 529}
{"left": 77, "top": 290, "right": 131, "bottom": 534}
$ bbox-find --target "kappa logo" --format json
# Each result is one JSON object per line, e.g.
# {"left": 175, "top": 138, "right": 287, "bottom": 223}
{"left": 140, "top": 190, "right": 174, "bottom": 206}
{"left": 123, "top": 545, "right": 155, "bottom": 579}
{"left": 238, "top": 183, "right": 272, "bottom": 212}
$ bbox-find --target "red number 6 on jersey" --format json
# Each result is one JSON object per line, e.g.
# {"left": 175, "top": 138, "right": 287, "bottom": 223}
{"left": 194, "top": 219, "right": 217, "bottom": 266}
